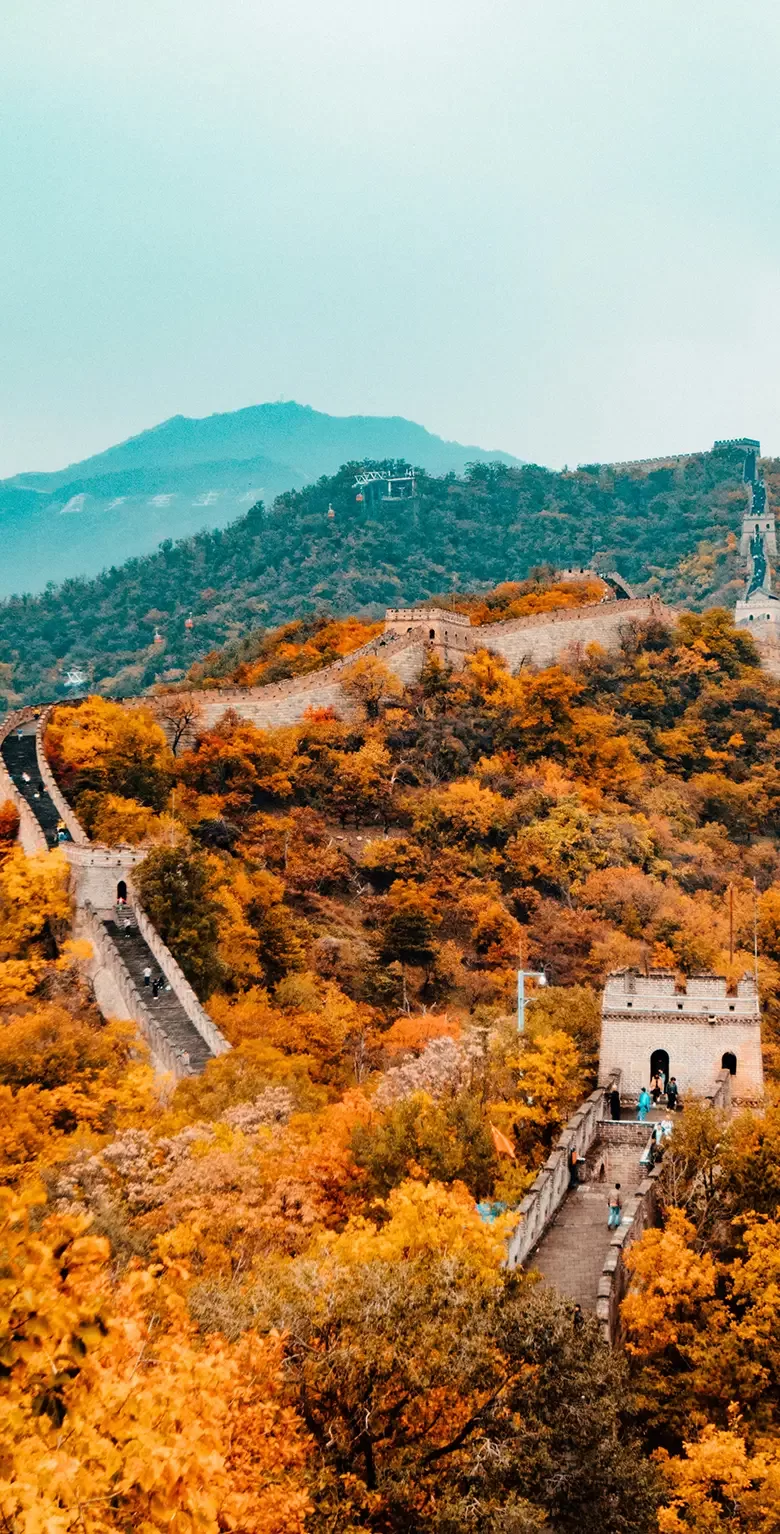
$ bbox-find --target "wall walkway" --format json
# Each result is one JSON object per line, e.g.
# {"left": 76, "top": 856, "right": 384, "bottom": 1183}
{"left": 0, "top": 709, "right": 230, "bottom": 1080}
{"left": 169, "top": 595, "right": 674, "bottom": 739}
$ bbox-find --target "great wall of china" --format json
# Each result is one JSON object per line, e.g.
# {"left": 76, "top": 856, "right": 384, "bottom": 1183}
{"left": 0, "top": 582, "right": 672, "bottom": 1082}
{"left": 0, "top": 582, "right": 756, "bottom": 1341}
{"left": 191, "top": 589, "right": 673, "bottom": 732}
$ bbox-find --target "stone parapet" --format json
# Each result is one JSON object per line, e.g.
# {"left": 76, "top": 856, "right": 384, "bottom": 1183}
{"left": 36, "top": 708, "right": 89, "bottom": 845}
{"left": 506, "top": 1072, "right": 620, "bottom": 1270}
{"left": 703, "top": 1067, "right": 732, "bottom": 1112}
{"left": 596, "top": 1164, "right": 663, "bottom": 1345}
{"left": 0, "top": 708, "right": 48, "bottom": 855}
{"left": 79, "top": 902, "right": 188, "bottom": 1078}
{"left": 127, "top": 879, "right": 230, "bottom": 1059}
{"left": 476, "top": 597, "right": 673, "bottom": 673}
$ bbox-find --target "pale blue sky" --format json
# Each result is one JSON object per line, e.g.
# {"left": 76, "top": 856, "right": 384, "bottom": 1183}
{"left": 2, "top": 0, "right": 780, "bottom": 477}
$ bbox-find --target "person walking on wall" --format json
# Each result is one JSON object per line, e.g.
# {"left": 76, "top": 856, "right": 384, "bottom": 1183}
{"left": 651, "top": 1071, "right": 662, "bottom": 1104}
{"left": 607, "top": 1184, "right": 622, "bottom": 1229}
{"left": 143, "top": 966, "right": 151, "bottom": 987}
{"left": 152, "top": 978, "right": 160, "bottom": 999}
{"left": 666, "top": 1077, "right": 680, "bottom": 1111}
{"left": 638, "top": 1086, "right": 652, "bottom": 1122}
{"left": 609, "top": 1086, "right": 621, "bottom": 1121}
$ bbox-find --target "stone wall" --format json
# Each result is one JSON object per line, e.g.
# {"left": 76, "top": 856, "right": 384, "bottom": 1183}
{"left": 596, "top": 1164, "right": 663, "bottom": 1345}
{"left": 127, "top": 878, "right": 231, "bottom": 1058}
{"left": 506, "top": 1074, "right": 620, "bottom": 1270}
{"left": 477, "top": 596, "right": 672, "bottom": 671}
{"left": 64, "top": 843, "right": 147, "bottom": 909}
{"left": 599, "top": 1014, "right": 763, "bottom": 1098}
{"left": 193, "top": 632, "right": 427, "bottom": 733}
{"left": 77, "top": 902, "right": 188, "bottom": 1077}
{"left": 0, "top": 709, "right": 48, "bottom": 855}
{"left": 703, "top": 1067, "right": 733, "bottom": 1111}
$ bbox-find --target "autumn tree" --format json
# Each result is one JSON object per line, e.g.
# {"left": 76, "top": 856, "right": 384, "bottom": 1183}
{"left": 133, "top": 845, "right": 223, "bottom": 996}
{"left": 341, "top": 654, "right": 403, "bottom": 719}
{"left": 0, "top": 1189, "right": 311, "bottom": 1532}
{"left": 152, "top": 688, "right": 204, "bottom": 753}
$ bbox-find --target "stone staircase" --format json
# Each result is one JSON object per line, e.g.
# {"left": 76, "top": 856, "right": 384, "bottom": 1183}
{"left": 1, "top": 719, "right": 216, "bottom": 1078}
{"left": 528, "top": 1137, "right": 647, "bottom": 1311}
{"left": 1, "top": 725, "right": 63, "bottom": 843}
{"left": 103, "top": 915, "right": 212, "bottom": 1072}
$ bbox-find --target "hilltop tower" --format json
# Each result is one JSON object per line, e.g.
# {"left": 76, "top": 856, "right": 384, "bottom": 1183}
{"left": 599, "top": 968, "right": 763, "bottom": 1101}
{"left": 734, "top": 444, "right": 780, "bottom": 659}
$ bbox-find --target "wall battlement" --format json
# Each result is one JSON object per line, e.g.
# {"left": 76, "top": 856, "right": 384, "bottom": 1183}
{"left": 176, "top": 593, "right": 675, "bottom": 738}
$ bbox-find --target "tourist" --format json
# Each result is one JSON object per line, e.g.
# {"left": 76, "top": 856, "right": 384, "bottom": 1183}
{"left": 143, "top": 966, "right": 151, "bottom": 987}
{"left": 651, "top": 1071, "right": 662, "bottom": 1104}
{"left": 609, "top": 1086, "right": 621, "bottom": 1121}
{"left": 152, "top": 978, "right": 160, "bottom": 999}
{"left": 638, "top": 1085, "right": 652, "bottom": 1122}
{"left": 607, "top": 1184, "right": 622, "bottom": 1230}
{"left": 666, "top": 1077, "right": 681, "bottom": 1111}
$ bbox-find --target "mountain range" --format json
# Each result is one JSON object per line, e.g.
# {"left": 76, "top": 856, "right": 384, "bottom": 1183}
{"left": 0, "top": 442, "right": 758, "bottom": 707}
{"left": 0, "top": 402, "right": 520, "bottom": 596}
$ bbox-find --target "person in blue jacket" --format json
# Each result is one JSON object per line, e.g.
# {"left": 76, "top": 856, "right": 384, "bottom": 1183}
{"left": 638, "top": 1085, "right": 652, "bottom": 1122}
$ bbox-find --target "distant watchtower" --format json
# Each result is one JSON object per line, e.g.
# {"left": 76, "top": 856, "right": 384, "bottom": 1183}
{"left": 383, "top": 607, "right": 473, "bottom": 666}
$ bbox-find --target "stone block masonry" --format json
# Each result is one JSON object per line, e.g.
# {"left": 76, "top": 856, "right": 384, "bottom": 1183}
{"left": 128, "top": 876, "right": 230, "bottom": 1059}
{"left": 600, "top": 967, "right": 763, "bottom": 1099}
{"left": 77, "top": 902, "right": 186, "bottom": 1077}
{"left": 0, "top": 709, "right": 50, "bottom": 854}
{"left": 36, "top": 708, "right": 89, "bottom": 845}
{"left": 193, "top": 632, "right": 427, "bottom": 733}
{"left": 596, "top": 1164, "right": 663, "bottom": 1344}
{"left": 175, "top": 595, "right": 674, "bottom": 739}
{"left": 506, "top": 1073, "right": 621, "bottom": 1270}
{"left": 477, "top": 595, "right": 672, "bottom": 671}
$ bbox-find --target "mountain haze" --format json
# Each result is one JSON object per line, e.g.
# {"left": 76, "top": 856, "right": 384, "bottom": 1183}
{"left": 1, "top": 402, "right": 520, "bottom": 595}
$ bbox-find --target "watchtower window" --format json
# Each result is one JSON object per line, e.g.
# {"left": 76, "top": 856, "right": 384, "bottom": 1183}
{"left": 722, "top": 1051, "right": 737, "bottom": 1076}
{"left": 429, "top": 629, "right": 436, "bottom": 640}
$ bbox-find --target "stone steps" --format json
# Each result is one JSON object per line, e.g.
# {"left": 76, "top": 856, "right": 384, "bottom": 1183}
{"left": 103, "top": 917, "right": 212, "bottom": 1073}
{"left": 528, "top": 1138, "right": 646, "bottom": 1312}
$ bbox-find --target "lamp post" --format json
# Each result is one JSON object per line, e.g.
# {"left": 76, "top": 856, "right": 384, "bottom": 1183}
{"left": 517, "top": 969, "right": 546, "bottom": 1033}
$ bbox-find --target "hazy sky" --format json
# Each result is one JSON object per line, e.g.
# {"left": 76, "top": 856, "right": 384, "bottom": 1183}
{"left": 3, "top": 0, "right": 780, "bottom": 476}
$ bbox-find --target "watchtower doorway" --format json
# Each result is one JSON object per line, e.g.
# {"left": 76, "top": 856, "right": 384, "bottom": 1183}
{"left": 117, "top": 880, "right": 127, "bottom": 902}
{"left": 650, "top": 1048, "right": 670, "bottom": 1087}
{"left": 722, "top": 1051, "right": 737, "bottom": 1076}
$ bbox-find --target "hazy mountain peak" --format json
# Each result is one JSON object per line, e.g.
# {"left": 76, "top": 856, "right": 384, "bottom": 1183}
{"left": 0, "top": 402, "right": 521, "bottom": 595}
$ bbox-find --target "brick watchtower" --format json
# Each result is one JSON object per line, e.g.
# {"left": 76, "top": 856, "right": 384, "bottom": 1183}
{"left": 599, "top": 968, "right": 763, "bottom": 1101}
{"left": 383, "top": 607, "right": 474, "bottom": 666}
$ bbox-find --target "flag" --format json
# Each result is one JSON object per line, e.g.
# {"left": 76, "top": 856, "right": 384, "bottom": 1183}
{"left": 490, "top": 1124, "right": 516, "bottom": 1160}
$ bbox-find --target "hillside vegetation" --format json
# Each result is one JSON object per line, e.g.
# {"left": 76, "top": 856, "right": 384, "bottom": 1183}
{"left": 0, "top": 401, "right": 520, "bottom": 595}
{"left": 0, "top": 443, "right": 771, "bottom": 707}
{"left": 5, "top": 591, "right": 780, "bottom": 1526}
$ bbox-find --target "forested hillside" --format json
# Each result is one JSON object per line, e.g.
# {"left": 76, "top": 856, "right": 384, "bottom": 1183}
{"left": 0, "top": 401, "right": 520, "bottom": 595}
{"left": 0, "top": 443, "right": 772, "bottom": 707}
{"left": 6, "top": 595, "right": 780, "bottom": 1527}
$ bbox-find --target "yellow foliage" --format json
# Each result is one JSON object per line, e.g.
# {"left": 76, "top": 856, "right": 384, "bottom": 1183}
{"left": 0, "top": 1188, "right": 311, "bottom": 1532}
{"left": 322, "top": 1177, "right": 512, "bottom": 1277}
{"left": 656, "top": 1424, "right": 780, "bottom": 1532}
{"left": 90, "top": 792, "right": 161, "bottom": 844}
{"left": 623, "top": 1209, "right": 719, "bottom": 1357}
{"left": 0, "top": 847, "right": 71, "bottom": 959}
